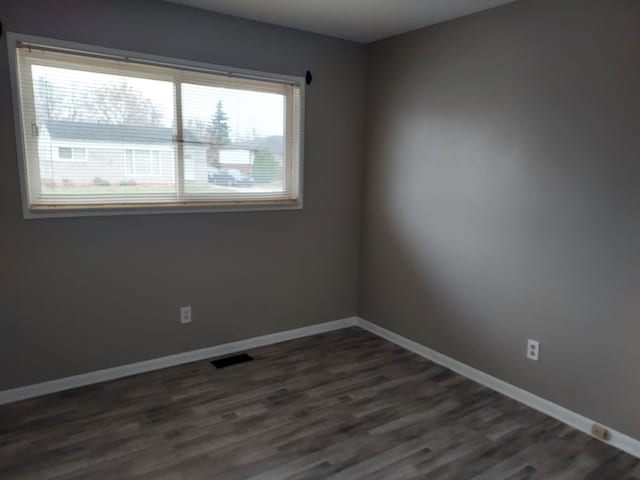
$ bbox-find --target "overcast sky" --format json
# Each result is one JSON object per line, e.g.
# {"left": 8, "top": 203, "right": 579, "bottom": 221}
{"left": 33, "top": 65, "right": 285, "bottom": 140}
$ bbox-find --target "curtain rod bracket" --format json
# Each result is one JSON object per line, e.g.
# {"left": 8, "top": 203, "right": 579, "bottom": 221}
{"left": 305, "top": 70, "right": 312, "bottom": 85}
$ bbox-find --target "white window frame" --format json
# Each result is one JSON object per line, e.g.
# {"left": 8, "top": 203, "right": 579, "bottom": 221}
{"left": 56, "top": 146, "right": 87, "bottom": 162}
{"left": 125, "top": 150, "right": 162, "bottom": 177}
{"left": 7, "top": 33, "right": 305, "bottom": 219}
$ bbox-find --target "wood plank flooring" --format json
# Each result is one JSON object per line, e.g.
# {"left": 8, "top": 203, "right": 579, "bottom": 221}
{"left": 0, "top": 327, "right": 638, "bottom": 479}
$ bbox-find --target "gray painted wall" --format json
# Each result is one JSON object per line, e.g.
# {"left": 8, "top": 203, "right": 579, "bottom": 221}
{"left": 361, "top": 0, "right": 640, "bottom": 438}
{"left": 2, "top": 0, "right": 639, "bottom": 443}
{"left": 0, "top": 0, "right": 366, "bottom": 389}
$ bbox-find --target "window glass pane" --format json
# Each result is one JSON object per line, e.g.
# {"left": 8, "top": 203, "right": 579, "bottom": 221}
{"left": 31, "top": 64, "right": 176, "bottom": 200}
{"left": 58, "top": 147, "right": 72, "bottom": 159}
{"left": 180, "top": 83, "right": 286, "bottom": 198}
{"left": 16, "top": 42, "right": 302, "bottom": 214}
{"left": 134, "top": 150, "right": 151, "bottom": 162}
{"left": 135, "top": 159, "right": 152, "bottom": 175}
{"left": 151, "top": 152, "right": 161, "bottom": 175}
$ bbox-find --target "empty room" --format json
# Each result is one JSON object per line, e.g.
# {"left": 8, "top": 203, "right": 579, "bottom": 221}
{"left": 1, "top": 0, "right": 639, "bottom": 478}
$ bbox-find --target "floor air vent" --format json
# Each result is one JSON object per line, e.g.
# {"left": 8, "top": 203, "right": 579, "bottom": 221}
{"left": 211, "top": 353, "right": 254, "bottom": 369}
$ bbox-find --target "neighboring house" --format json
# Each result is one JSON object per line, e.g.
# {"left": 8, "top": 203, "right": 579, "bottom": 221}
{"left": 215, "top": 137, "right": 284, "bottom": 176}
{"left": 38, "top": 120, "right": 269, "bottom": 186}
{"left": 218, "top": 149, "right": 254, "bottom": 175}
{"left": 246, "top": 135, "right": 285, "bottom": 164}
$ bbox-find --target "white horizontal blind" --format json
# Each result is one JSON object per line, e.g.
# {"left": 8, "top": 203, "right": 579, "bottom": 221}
{"left": 15, "top": 44, "right": 302, "bottom": 212}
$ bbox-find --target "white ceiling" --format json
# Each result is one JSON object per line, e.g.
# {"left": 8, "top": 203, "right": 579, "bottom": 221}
{"left": 164, "top": 0, "right": 518, "bottom": 43}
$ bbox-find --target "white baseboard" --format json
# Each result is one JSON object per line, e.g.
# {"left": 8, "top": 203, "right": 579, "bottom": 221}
{"left": 355, "top": 317, "right": 640, "bottom": 459}
{"left": 0, "top": 316, "right": 359, "bottom": 406}
{"left": 3, "top": 314, "right": 638, "bottom": 459}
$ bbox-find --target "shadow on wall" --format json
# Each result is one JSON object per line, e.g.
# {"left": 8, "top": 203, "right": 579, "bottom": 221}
{"left": 359, "top": 153, "right": 640, "bottom": 438}
{"left": 359, "top": 33, "right": 640, "bottom": 439}
{"left": 359, "top": 0, "right": 640, "bottom": 439}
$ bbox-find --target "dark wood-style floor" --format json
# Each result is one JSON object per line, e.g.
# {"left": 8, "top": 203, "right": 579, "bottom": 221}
{"left": 0, "top": 328, "right": 638, "bottom": 479}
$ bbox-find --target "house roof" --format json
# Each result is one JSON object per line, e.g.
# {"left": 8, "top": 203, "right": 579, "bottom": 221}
{"left": 242, "top": 136, "right": 284, "bottom": 155}
{"left": 45, "top": 120, "right": 284, "bottom": 152}
{"left": 45, "top": 120, "right": 201, "bottom": 144}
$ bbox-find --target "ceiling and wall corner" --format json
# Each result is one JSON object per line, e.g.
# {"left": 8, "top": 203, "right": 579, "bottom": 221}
{"left": 162, "top": 0, "right": 519, "bottom": 43}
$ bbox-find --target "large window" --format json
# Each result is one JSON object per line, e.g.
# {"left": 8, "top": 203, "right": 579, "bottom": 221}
{"left": 125, "top": 150, "right": 162, "bottom": 176}
{"left": 10, "top": 34, "right": 304, "bottom": 217}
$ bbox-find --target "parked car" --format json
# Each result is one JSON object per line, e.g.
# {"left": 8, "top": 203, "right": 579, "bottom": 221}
{"left": 208, "top": 167, "right": 254, "bottom": 188}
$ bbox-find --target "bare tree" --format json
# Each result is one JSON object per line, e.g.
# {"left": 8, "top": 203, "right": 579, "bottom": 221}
{"left": 91, "top": 82, "right": 163, "bottom": 126}
{"left": 185, "top": 118, "right": 207, "bottom": 141}
{"left": 34, "top": 79, "right": 163, "bottom": 126}
{"left": 34, "top": 78, "right": 61, "bottom": 122}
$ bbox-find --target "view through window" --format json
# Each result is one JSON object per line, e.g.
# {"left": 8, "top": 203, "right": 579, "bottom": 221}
{"left": 13, "top": 40, "right": 303, "bottom": 215}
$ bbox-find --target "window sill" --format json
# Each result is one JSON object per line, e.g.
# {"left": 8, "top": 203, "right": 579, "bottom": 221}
{"left": 24, "top": 198, "right": 303, "bottom": 219}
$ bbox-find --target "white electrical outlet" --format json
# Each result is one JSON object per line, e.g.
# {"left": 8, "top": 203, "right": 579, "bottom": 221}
{"left": 527, "top": 339, "right": 540, "bottom": 361}
{"left": 180, "top": 306, "right": 192, "bottom": 324}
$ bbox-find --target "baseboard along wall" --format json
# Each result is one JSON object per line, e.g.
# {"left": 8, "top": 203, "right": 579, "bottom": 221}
{"left": 0, "top": 317, "right": 358, "bottom": 405}
{"left": 1, "top": 315, "right": 638, "bottom": 459}
{"left": 355, "top": 318, "right": 640, "bottom": 460}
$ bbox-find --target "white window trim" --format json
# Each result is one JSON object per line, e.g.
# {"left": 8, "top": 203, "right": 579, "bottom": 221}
{"left": 125, "top": 150, "right": 162, "bottom": 177}
{"left": 55, "top": 146, "right": 87, "bottom": 162}
{"left": 7, "top": 32, "right": 305, "bottom": 219}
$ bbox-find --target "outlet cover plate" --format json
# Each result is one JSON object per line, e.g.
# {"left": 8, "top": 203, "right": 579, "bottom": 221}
{"left": 180, "top": 306, "right": 192, "bottom": 324}
{"left": 527, "top": 339, "right": 540, "bottom": 361}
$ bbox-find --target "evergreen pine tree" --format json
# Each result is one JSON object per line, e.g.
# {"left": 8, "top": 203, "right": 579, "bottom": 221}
{"left": 208, "top": 101, "right": 230, "bottom": 145}
{"left": 206, "top": 101, "right": 231, "bottom": 166}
